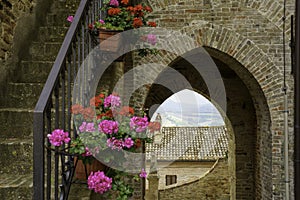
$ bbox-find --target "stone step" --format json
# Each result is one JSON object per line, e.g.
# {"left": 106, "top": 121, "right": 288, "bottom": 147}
{"left": 29, "top": 41, "right": 62, "bottom": 62}
{"left": 50, "top": 0, "right": 81, "bottom": 13}
{"left": 0, "top": 83, "right": 44, "bottom": 109}
{"left": 0, "top": 174, "right": 33, "bottom": 200}
{"left": 17, "top": 60, "right": 53, "bottom": 83}
{"left": 0, "top": 175, "right": 91, "bottom": 200}
{"left": 46, "top": 12, "right": 74, "bottom": 27}
{"left": 0, "top": 108, "right": 33, "bottom": 139}
{"left": 0, "top": 139, "right": 33, "bottom": 175}
{"left": 37, "top": 26, "right": 68, "bottom": 43}
{"left": 68, "top": 183, "right": 92, "bottom": 200}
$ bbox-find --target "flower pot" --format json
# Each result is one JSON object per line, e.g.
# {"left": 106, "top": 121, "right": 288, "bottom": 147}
{"left": 98, "top": 29, "right": 123, "bottom": 52}
{"left": 74, "top": 157, "right": 108, "bottom": 180}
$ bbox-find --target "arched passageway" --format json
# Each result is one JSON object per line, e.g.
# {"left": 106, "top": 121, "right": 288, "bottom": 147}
{"left": 135, "top": 47, "right": 272, "bottom": 199}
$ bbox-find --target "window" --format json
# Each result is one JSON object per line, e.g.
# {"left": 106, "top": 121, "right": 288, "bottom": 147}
{"left": 165, "top": 175, "right": 177, "bottom": 186}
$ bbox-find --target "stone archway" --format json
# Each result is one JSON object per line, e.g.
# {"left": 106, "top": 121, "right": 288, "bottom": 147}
{"left": 129, "top": 23, "right": 285, "bottom": 198}
{"left": 113, "top": 15, "right": 288, "bottom": 197}
{"left": 141, "top": 47, "right": 271, "bottom": 199}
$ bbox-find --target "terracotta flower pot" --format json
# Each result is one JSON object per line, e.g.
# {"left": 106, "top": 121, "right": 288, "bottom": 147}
{"left": 98, "top": 29, "right": 123, "bottom": 52}
{"left": 74, "top": 157, "right": 108, "bottom": 180}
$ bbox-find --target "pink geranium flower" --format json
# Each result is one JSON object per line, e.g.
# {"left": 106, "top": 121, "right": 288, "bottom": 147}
{"left": 67, "top": 15, "right": 74, "bottom": 22}
{"left": 130, "top": 116, "right": 149, "bottom": 133}
{"left": 98, "top": 120, "right": 119, "bottom": 134}
{"left": 147, "top": 34, "right": 157, "bottom": 45}
{"left": 47, "top": 129, "right": 70, "bottom": 147}
{"left": 123, "top": 137, "right": 134, "bottom": 148}
{"left": 87, "top": 171, "right": 112, "bottom": 194}
{"left": 139, "top": 168, "right": 147, "bottom": 178}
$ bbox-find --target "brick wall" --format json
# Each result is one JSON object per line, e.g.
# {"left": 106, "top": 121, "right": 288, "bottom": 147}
{"left": 125, "top": 0, "right": 295, "bottom": 199}
{"left": 0, "top": 0, "right": 54, "bottom": 88}
{"left": 0, "top": 0, "right": 35, "bottom": 61}
{"left": 0, "top": 0, "right": 33, "bottom": 86}
{"left": 2, "top": 0, "right": 294, "bottom": 199}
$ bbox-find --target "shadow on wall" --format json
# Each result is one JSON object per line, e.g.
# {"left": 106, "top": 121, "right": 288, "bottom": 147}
{"left": 145, "top": 159, "right": 230, "bottom": 200}
{"left": 0, "top": 0, "right": 53, "bottom": 87}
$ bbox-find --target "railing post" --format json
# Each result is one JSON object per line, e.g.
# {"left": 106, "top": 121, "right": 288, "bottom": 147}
{"left": 33, "top": 111, "right": 45, "bottom": 200}
{"left": 33, "top": 0, "right": 98, "bottom": 199}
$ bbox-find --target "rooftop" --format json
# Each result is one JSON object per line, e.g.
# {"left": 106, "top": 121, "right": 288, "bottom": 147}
{"left": 146, "top": 126, "right": 228, "bottom": 161}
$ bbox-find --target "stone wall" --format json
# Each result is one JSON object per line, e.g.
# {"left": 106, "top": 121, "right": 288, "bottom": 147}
{"left": 145, "top": 161, "right": 215, "bottom": 190}
{"left": 127, "top": 0, "right": 295, "bottom": 199}
{"left": 0, "top": 0, "right": 35, "bottom": 61}
{"left": 0, "top": 0, "right": 53, "bottom": 88}
{"left": 138, "top": 54, "right": 256, "bottom": 199}
{"left": 158, "top": 159, "right": 230, "bottom": 200}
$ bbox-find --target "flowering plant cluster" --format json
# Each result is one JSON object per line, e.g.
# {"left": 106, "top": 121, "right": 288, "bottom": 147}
{"left": 87, "top": 171, "right": 112, "bottom": 194}
{"left": 89, "top": 0, "right": 156, "bottom": 31}
{"left": 71, "top": 92, "right": 157, "bottom": 155}
{"left": 47, "top": 91, "right": 159, "bottom": 199}
{"left": 47, "top": 129, "right": 70, "bottom": 147}
{"left": 86, "top": 0, "right": 158, "bottom": 57}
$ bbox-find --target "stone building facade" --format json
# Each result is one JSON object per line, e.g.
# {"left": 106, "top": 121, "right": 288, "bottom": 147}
{"left": 158, "top": 159, "right": 230, "bottom": 200}
{"left": 144, "top": 125, "right": 231, "bottom": 198}
{"left": 127, "top": 0, "right": 295, "bottom": 199}
{"left": 0, "top": 0, "right": 297, "bottom": 199}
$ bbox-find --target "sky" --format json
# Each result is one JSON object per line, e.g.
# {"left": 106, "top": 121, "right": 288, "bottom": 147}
{"left": 150, "top": 89, "right": 225, "bottom": 127}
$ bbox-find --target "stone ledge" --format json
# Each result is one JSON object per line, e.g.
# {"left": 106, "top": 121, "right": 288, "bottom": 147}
{"left": 0, "top": 174, "right": 33, "bottom": 200}
{"left": 0, "top": 174, "right": 32, "bottom": 188}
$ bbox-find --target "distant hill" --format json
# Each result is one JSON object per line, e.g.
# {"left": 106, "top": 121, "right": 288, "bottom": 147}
{"left": 151, "top": 89, "right": 224, "bottom": 126}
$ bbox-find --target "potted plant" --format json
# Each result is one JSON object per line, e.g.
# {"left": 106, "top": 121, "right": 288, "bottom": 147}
{"left": 47, "top": 91, "right": 160, "bottom": 199}
{"left": 88, "top": 0, "right": 158, "bottom": 56}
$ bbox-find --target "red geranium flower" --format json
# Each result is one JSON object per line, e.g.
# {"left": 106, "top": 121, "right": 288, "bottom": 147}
{"left": 88, "top": 23, "right": 94, "bottom": 30}
{"left": 119, "top": 106, "right": 134, "bottom": 116}
{"left": 71, "top": 104, "right": 84, "bottom": 114}
{"left": 134, "top": 4, "right": 143, "bottom": 13}
{"left": 121, "top": 0, "right": 129, "bottom": 5}
{"left": 108, "top": 8, "right": 121, "bottom": 15}
{"left": 82, "top": 107, "right": 95, "bottom": 120}
{"left": 127, "top": 6, "right": 134, "bottom": 12}
{"left": 90, "top": 96, "right": 102, "bottom": 107}
{"left": 98, "top": 93, "right": 105, "bottom": 99}
{"left": 133, "top": 18, "right": 143, "bottom": 28}
{"left": 97, "top": 110, "right": 113, "bottom": 120}
{"left": 148, "top": 122, "right": 161, "bottom": 133}
{"left": 144, "top": 6, "right": 152, "bottom": 12}
{"left": 148, "top": 21, "right": 156, "bottom": 27}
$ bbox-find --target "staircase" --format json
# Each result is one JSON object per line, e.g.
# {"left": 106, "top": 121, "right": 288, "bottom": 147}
{"left": 0, "top": 1, "right": 80, "bottom": 199}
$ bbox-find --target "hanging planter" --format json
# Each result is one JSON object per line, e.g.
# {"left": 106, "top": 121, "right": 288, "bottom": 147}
{"left": 74, "top": 157, "right": 108, "bottom": 180}
{"left": 87, "top": 0, "right": 158, "bottom": 59}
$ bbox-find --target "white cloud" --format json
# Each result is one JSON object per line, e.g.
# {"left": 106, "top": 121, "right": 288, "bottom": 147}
{"left": 151, "top": 89, "right": 224, "bottom": 126}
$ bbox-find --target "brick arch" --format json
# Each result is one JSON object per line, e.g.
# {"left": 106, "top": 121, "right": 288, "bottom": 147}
{"left": 134, "top": 23, "right": 283, "bottom": 121}
{"left": 133, "top": 23, "right": 282, "bottom": 125}
{"left": 131, "top": 23, "right": 283, "bottom": 198}
{"left": 148, "top": 0, "right": 292, "bottom": 32}
{"left": 182, "top": 24, "right": 278, "bottom": 199}
{"left": 183, "top": 24, "right": 285, "bottom": 113}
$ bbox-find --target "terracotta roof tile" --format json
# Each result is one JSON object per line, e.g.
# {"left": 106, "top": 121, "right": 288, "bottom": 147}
{"left": 146, "top": 126, "right": 228, "bottom": 161}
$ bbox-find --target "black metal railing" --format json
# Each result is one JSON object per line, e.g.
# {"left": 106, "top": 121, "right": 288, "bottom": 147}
{"left": 33, "top": 0, "right": 103, "bottom": 199}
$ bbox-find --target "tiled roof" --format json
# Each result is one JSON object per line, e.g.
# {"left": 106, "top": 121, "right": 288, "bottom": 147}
{"left": 146, "top": 126, "right": 228, "bottom": 161}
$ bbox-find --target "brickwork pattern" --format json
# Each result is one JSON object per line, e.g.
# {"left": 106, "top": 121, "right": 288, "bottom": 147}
{"left": 0, "top": 0, "right": 35, "bottom": 61}
{"left": 1, "top": 0, "right": 296, "bottom": 199}
{"left": 128, "top": 0, "right": 295, "bottom": 199}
